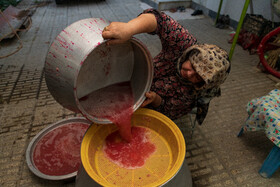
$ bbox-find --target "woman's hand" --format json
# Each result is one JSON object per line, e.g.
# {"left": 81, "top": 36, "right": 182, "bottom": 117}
{"left": 102, "top": 13, "right": 157, "bottom": 46}
{"left": 141, "top": 91, "right": 162, "bottom": 108}
{"left": 102, "top": 22, "right": 133, "bottom": 45}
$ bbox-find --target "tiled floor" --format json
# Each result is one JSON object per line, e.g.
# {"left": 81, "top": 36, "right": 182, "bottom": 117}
{"left": 1, "top": 0, "right": 280, "bottom": 186}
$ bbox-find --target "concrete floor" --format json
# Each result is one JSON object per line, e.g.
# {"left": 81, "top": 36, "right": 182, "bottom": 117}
{"left": 1, "top": 0, "right": 280, "bottom": 186}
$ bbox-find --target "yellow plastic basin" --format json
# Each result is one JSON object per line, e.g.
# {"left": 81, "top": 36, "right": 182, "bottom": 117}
{"left": 81, "top": 108, "right": 186, "bottom": 187}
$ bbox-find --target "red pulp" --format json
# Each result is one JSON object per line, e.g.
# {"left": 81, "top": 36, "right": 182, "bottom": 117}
{"left": 104, "top": 126, "right": 156, "bottom": 169}
{"left": 33, "top": 123, "right": 89, "bottom": 176}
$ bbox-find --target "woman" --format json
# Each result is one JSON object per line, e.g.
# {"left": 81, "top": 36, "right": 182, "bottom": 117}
{"left": 102, "top": 9, "right": 231, "bottom": 125}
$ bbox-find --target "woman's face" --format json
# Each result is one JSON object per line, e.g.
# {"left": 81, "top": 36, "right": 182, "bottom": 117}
{"left": 180, "top": 60, "right": 203, "bottom": 84}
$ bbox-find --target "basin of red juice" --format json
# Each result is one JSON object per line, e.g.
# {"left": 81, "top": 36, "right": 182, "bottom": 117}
{"left": 103, "top": 126, "right": 156, "bottom": 169}
{"left": 79, "top": 81, "right": 134, "bottom": 142}
{"left": 33, "top": 123, "right": 89, "bottom": 176}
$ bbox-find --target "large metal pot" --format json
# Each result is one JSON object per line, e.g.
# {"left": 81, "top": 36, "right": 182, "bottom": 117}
{"left": 44, "top": 18, "right": 153, "bottom": 124}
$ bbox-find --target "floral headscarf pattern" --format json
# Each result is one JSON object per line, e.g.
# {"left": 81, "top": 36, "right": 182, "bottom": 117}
{"left": 177, "top": 44, "right": 231, "bottom": 90}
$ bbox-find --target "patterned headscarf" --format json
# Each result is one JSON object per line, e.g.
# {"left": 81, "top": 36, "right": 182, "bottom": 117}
{"left": 177, "top": 44, "right": 231, "bottom": 91}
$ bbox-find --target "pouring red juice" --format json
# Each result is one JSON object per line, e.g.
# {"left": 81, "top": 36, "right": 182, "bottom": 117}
{"left": 79, "top": 81, "right": 156, "bottom": 168}
{"left": 79, "top": 81, "right": 134, "bottom": 142}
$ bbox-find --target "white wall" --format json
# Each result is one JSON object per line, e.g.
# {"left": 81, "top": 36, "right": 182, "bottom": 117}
{"left": 193, "top": 0, "right": 280, "bottom": 22}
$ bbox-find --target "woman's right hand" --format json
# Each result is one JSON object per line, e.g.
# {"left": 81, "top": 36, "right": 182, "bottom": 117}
{"left": 102, "top": 13, "right": 157, "bottom": 46}
{"left": 102, "top": 22, "right": 133, "bottom": 45}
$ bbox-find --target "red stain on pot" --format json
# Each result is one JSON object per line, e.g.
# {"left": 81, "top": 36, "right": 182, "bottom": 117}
{"left": 33, "top": 123, "right": 89, "bottom": 176}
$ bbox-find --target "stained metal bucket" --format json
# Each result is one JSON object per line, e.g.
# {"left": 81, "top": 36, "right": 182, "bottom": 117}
{"left": 44, "top": 18, "right": 153, "bottom": 124}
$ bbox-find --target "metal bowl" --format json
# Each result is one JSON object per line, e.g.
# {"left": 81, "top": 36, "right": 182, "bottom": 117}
{"left": 26, "top": 117, "right": 91, "bottom": 180}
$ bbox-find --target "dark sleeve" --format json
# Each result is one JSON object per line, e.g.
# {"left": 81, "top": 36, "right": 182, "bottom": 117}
{"left": 196, "top": 100, "right": 210, "bottom": 125}
{"left": 140, "top": 9, "right": 197, "bottom": 58}
{"left": 196, "top": 87, "right": 221, "bottom": 125}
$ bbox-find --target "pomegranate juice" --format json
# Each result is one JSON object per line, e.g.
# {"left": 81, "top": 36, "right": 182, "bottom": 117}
{"left": 79, "top": 81, "right": 134, "bottom": 142}
{"left": 33, "top": 123, "right": 89, "bottom": 176}
{"left": 104, "top": 126, "right": 156, "bottom": 169}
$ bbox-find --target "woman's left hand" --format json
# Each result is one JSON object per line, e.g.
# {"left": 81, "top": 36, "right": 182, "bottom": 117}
{"left": 141, "top": 91, "right": 162, "bottom": 107}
